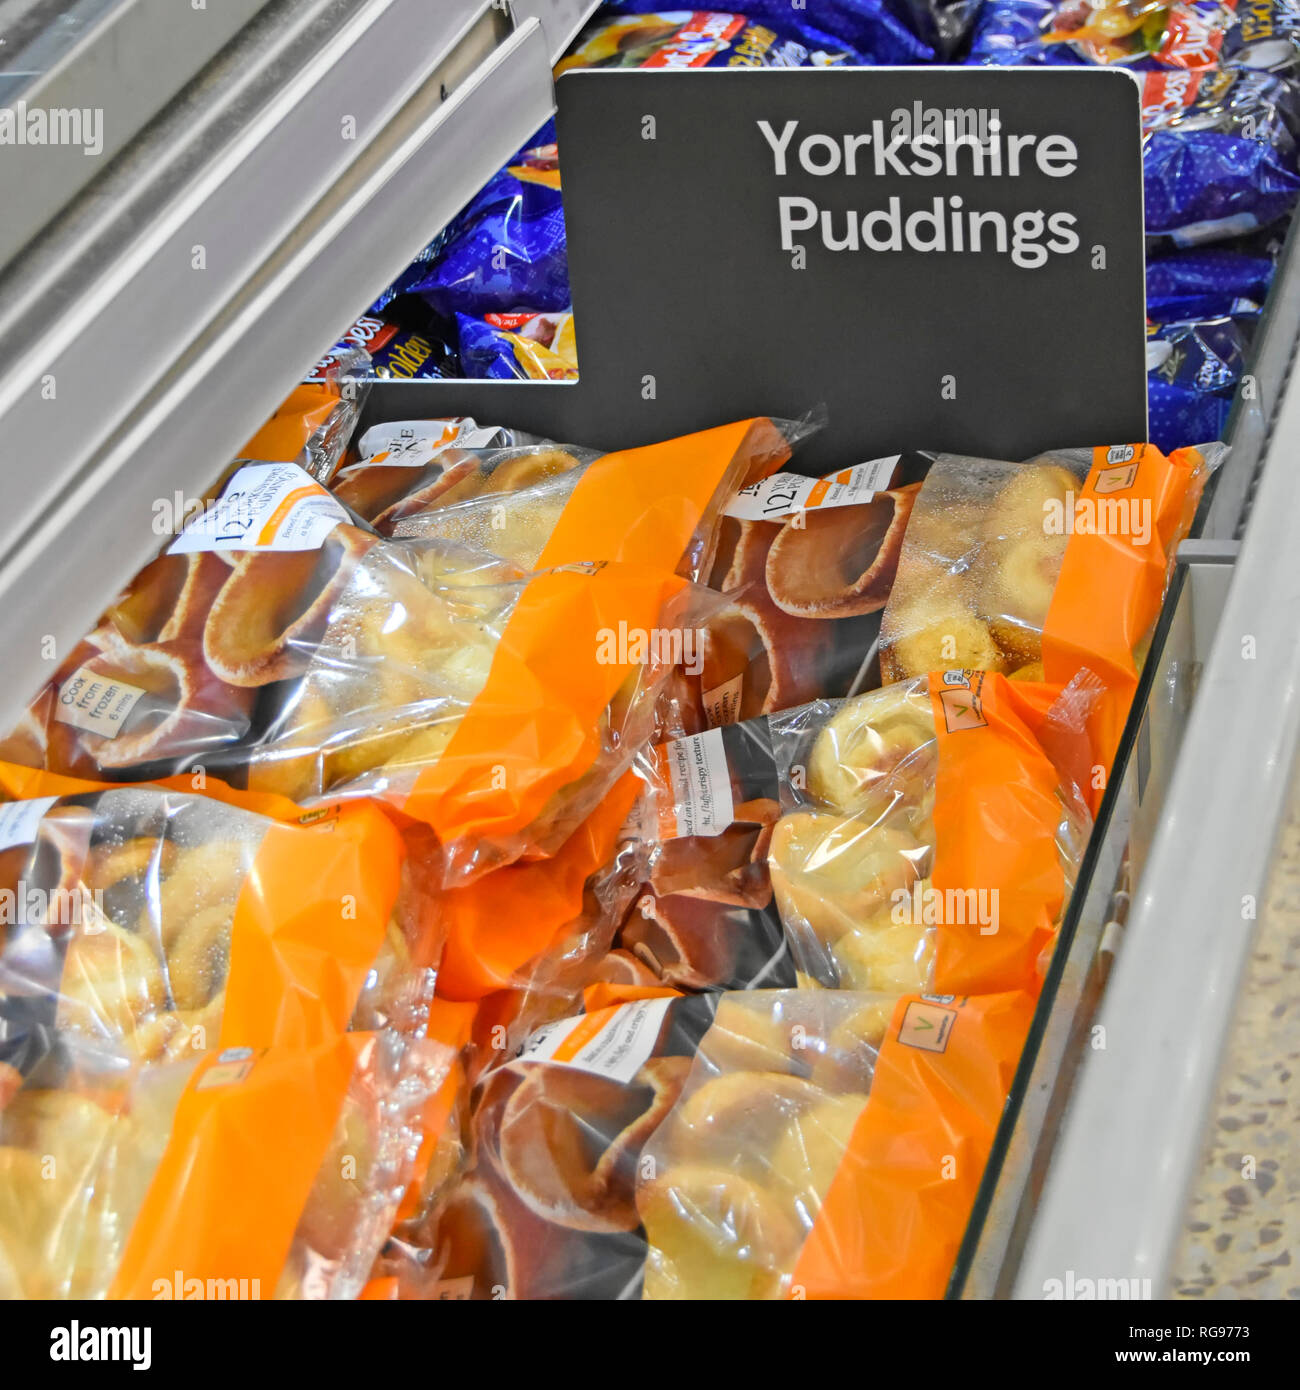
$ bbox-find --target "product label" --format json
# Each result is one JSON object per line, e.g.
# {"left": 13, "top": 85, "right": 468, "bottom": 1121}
{"left": 703, "top": 673, "right": 745, "bottom": 728}
{"left": 1156, "top": 0, "right": 1234, "bottom": 69}
{"left": 1146, "top": 338, "right": 1174, "bottom": 372}
{"left": 1140, "top": 69, "right": 1205, "bottom": 127}
{"left": 639, "top": 12, "right": 749, "bottom": 68}
{"left": 195, "top": 1047, "right": 259, "bottom": 1090}
{"left": 0, "top": 796, "right": 58, "bottom": 851}
{"left": 54, "top": 668, "right": 146, "bottom": 738}
{"left": 519, "top": 997, "right": 674, "bottom": 1085}
{"left": 653, "top": 727, "right": 735, "bottom": 837}
{"left": 725, "top": 455, "right": 901, "bottom": 520}
{"left": 354, "top": 418, "right": 501, "bottom": 470}
{"left": 429, "top": 1276, "right": 474, "bottom": 1301}
{"left": 936, "top": 670, "right": 988, "bottom": 734}
{"left": 896, "top": 998, "right": 957, "bottom": 1053}
{"left": 168, "top": 463, "right": 349, "bottom": 553}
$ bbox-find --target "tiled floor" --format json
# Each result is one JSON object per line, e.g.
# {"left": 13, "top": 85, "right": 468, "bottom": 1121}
{"left": 1169, "top": 760, "right": 1300, "bottom": 1299}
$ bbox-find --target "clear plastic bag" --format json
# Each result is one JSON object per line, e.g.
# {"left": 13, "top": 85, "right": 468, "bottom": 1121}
{"left": 637, "top": 987, "right": 1037, "bottom": 1300}
{"left": 421, "top": 994, "right": 718, "bottom": 1299}
{"left": 0, "top": 403, "right": 376, "bottom": 781}
{"left": 335, "top": 426, "right": 596, "bottom": 565}
{"left": 879, "top": 451, "right": 1091, "bottom": 683}
{"left": 336, "top": 415, "right": 805, "bottom": 587}
{"left": 698, "top": 461, "right": 920, "bottom": 724}
{"left": 638, "top": 989, "right": 889, "bottom": 1300}
{"left": 3, "top": 416, "right": 804, "bottom": 890}
{"left": 766, "top": 672, "right": 1092, "bottom": 997}
{"left": 0, "top": 765, "right": 430, "bottom": 1061}
{"left": 621, "top": 716, "right": 796, "bottom": 991}
{"left": 0, "top": 1029, "right": 449, "bottom": 1300}
{"left": 877, "top": 443, "right": 1213, "bottom": 788}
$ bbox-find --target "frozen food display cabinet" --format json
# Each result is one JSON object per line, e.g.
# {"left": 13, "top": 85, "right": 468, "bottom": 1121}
{"left": 0, "top": 0, "right": 1293, "bottom": 1299}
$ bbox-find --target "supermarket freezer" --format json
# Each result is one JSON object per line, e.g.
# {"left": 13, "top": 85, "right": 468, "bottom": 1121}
{"left": 0, "top": 0, "right": 1296, "bottom": 1299}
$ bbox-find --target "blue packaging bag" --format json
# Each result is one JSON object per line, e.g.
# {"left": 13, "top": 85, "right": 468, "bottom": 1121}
{"left": 1147, "top": 247, "right": 1276, "bottom": 320}
{"left": 408, "top": 122, "right": 569, "bottom": 318}
{"left": 1144, "top": 127, "right": 1300, "bottom": 242}
{"left": 1147, "top": 374, "right": 1234, "bottom": 453}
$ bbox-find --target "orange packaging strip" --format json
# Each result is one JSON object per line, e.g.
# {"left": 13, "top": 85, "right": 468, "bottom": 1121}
{"left": 0, "top": 762, "right": 414, "bottom": 1060}
{"left": 432, "top": 772, "right": 643, "bottom": 1002}
{"left": 1040, "top": 443, "right": 1211, "bottom": 792}
{"left": 398, "top": 563, "right": 691, "bottom": 867}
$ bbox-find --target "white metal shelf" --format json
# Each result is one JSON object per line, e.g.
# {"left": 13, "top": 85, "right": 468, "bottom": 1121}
{"left": 1013, "top": 270, "right": 1300, "bottom": 1296}
{"left": 0, "top": 0, "right": 271, "bottom": 266}
{"left": 0, "top": 0, "right": 558, "bottom": 735}
{"left": 513, "top": 0, "right": 603, "bottom": 62}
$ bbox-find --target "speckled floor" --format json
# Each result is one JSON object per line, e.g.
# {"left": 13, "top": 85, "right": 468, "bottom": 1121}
{"left": 1169, "top": 760, "right": 1300, "bottom": 1300}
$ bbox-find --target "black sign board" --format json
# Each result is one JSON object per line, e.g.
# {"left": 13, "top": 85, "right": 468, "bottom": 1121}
{"left": 363, "top": 67, "right": 1147, "bottom": 473}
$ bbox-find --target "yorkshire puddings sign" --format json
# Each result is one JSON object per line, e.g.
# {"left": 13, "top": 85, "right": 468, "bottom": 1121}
{"left": 758, "top": 102, "right": 1088, "bottom": 271}
{"left": 377, "top": 68, "right": 1147, "bottom": 470}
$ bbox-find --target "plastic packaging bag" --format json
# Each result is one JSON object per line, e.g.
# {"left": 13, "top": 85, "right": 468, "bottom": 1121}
{"left": 336, "top": 414, "right": 800, "bottom": 583}
{"left": 0, "top": 762, "right": 431, "bottom": 1061}
{"left": 332, "top": 417, "right": 550, "bottom": 525}
{"left": 422, "top": 993, "right": 717, "bottom": 1299}
{"left": 1148, "top": 374, "right": 1235, "bottom": 452}
{"left": 877, "top": 443, "right": 1213, "bottom": 785}
{"left": 335, "top": 429, "right": 600, "bottom": 562}
{"left": 1145, "top": 305, "right": 1250, "bottom": 453}
{"left": 1220, "top": 0, "right": 1300, "bottom": 70}
{"left": 0, "top": 419, "right": 373, "bottom": 781}
{"left": 1146, "top": 246, "right": 1276, "bottom": 322}
{"left": 766, "top": 672, "right": 1093, "bottom": 996}
{"left": 557, "top": 9, "right": 875, "bottom": 71}
{"left": 1144, "top": 127, "right": 1300, "bottom": 244}
{"left": 407, "top": 125, "right": 570, "bottom": 319}
{"left": 430, "top": 773, "right": 649, "bottom": 1004}
{"left": 0, "top": 557, "right": 260, "bottom": 779}
{"left": 309, "top": 307, "right": 459, "bottom": 384}
{"left": 638, "top": 987, "right": 1037, "bottom": 1299}
{"left": 698, "top": 455, "right": 921, "bottom": 722}
{"left": 970, "top": 0, "right": 1231, "bottom": 67}
{"left": 1149, "top": 313, "right": 1250, "bottom": 392}
{"left": 967, "top": 0, "right": 1086, "bottom": 65}
{"left": 457, "top": 309, "right": 578, "bottom": 381}
{"left": 235, "top": 550, "right": 720, "bottom": 888}
{"left": 0, "top": 1029, "right": 449, "bottom": 1299}
{"left": 1138, "top": 65, "right": 1300, "bottom": 244}
{"left": 622, "top": 716, "right": 797, "bottom": 990}
{"left": 5, "top": 417, "right": 794, "bottom": 887}
{"left": 367, "top": 999, "right": 479, "bottom": 1297}
{"left": 247, "top": 350, "right": 370, "bottom": 482}
{"left": 270, "top": 417, "right": 798, "bottom": 883}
